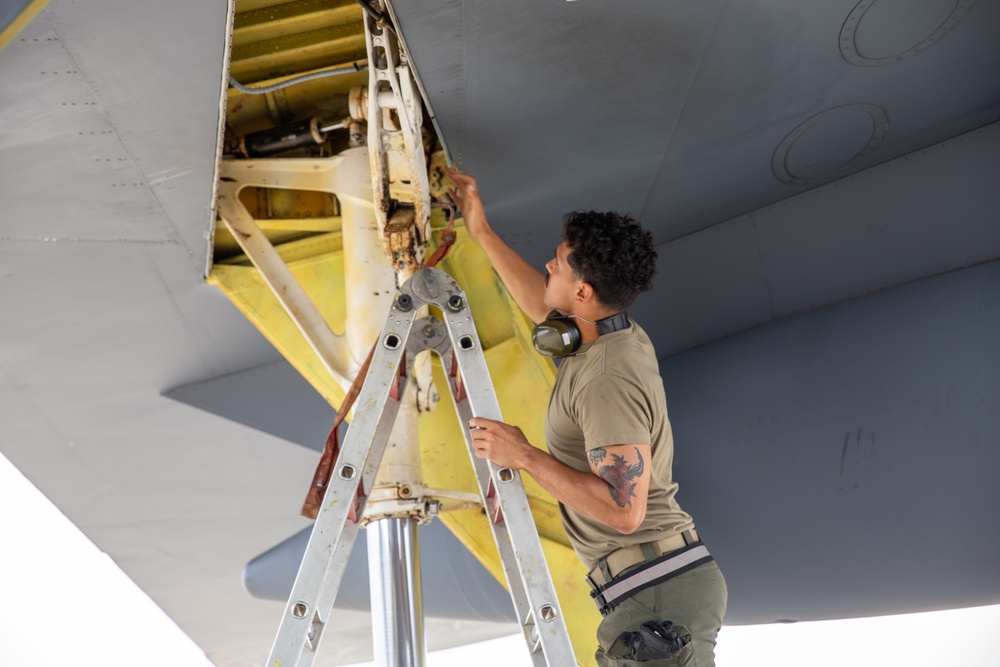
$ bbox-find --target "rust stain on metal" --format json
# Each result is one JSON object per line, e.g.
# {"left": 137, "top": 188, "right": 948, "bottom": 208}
{"left": 427, "top": 151, "right": 453, "bottom": 199}
{"left": 383, "top": 207, "right": 424, "bottom": 272}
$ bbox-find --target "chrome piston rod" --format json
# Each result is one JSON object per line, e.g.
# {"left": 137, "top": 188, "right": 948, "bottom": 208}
{"left": 368, "top": 517, "right": 426, "bottom": 667}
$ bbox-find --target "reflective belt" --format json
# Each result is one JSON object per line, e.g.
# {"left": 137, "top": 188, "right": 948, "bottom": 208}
{"left": 588, "top": 529, "right": 699, "bottom": 587}
{"left": 588, "top": 542, "right": 714, "bottom": 617}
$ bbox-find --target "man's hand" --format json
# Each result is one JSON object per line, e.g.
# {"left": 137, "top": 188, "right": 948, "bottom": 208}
{"left": 446, "top": 169, "right": 490, "bottom": 243}
{"left": 468, "top": 417, "right": 536, "bottom": 470}
{"left": 444, "top": 168, "right": 549, "bottom": 323}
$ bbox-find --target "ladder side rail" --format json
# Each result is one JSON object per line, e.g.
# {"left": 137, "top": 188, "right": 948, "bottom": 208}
{"left": 294, "top": 408, "right": 402, "bottom": 667}
{"left": 440, "top": 319, "right": 577, "bottom": 666}
{"left": 442, "top": 356, "right": 550, "bottom": 667}
{"left": 267, "top": 299, "right": 419, "bottom": 667}
{"left": 268, "top": 403, "right": 402, "bottom": 667}
{"left": 397, "top": 270, "right": 542, "bottom": 651}
{"left": 398, "top": 312, "right": 546, "bottom": 663}
{"left": 409, "top": 269, "right": 576, "bottom": 667}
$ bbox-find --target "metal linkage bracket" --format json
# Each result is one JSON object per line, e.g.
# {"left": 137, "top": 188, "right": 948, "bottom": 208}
{"left": 266, "top": 267, "right": 577, "bottom": 667}
{"left": 362, "top": 1, "right": 432, "bottom": 274}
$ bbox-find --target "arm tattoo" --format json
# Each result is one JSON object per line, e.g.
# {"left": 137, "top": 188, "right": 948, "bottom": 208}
{"left": 599, "top": 447, "right": 645, "bottom": 509}
{"left": 588, "top": 448, "right": 607, "bottom": 465}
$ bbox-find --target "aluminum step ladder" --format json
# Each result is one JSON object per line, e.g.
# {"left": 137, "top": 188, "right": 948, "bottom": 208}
{"left": 267, "top": 267, "right": 578, "bottom": 667}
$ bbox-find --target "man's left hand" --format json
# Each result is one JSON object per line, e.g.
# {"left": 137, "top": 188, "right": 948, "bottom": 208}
{"left": 468, "top": 417, "right": 534, "bottom": 470}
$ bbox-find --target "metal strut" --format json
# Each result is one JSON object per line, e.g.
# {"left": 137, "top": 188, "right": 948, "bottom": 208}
{"left": 266, "top": 267, "right": 577, "bottom": 667}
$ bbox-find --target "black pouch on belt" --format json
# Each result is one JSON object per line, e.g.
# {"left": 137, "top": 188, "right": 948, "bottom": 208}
{"left": 622, "top": 620, "right": 689, "bottom": 661}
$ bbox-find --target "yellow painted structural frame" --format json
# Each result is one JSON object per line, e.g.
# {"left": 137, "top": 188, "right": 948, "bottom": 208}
{"left": 209, "top": 211, "right": 602, "bottom": 665}
{"left": 0, "top": 0, "right": 50, "bottom": 53}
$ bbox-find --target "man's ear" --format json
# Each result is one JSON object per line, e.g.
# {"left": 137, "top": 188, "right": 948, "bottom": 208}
{"left": 576, "top": 281, "right": 595, "bottom": 304}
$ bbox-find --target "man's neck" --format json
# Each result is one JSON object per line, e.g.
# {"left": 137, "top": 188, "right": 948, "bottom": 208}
{"left": 573, "top": 309, "right": 618, "bottom": 345}
{"left": 577, "top": 318, "right": 601, "bottom": 346}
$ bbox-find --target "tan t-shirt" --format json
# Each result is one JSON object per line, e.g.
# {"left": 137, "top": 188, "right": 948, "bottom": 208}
{"left": 545, "top": 320, "right": 694, "bottom": 569}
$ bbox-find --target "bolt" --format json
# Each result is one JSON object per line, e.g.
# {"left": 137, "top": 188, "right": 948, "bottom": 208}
{"left": 447, "top": 294, "right": 464, "bottom": 312}
{"left": 396, "top": 294, "right": 413, "bottom": 311}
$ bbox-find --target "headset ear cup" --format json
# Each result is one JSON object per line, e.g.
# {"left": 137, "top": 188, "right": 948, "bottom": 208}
{"left": 531, "top": 313, "right": 581, "bottom": 358}
{"left": 562, "top": 318, "right": 582, "bottom": 352}
{"left": 531, "top": 311, "right": 629, "bottom": 358}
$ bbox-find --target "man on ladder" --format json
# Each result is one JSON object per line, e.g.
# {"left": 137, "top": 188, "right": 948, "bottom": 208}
{"left": 448, "top": 170, "right": 728, "bottom": 667}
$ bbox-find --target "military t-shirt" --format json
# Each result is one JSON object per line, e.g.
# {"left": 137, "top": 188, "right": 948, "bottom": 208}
{"left": 544, "top": 320, "right": 694, "bottom": 569}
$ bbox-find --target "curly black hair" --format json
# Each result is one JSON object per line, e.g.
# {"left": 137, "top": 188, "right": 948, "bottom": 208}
{"left": 562, "top": 211, "right": 657, "bottom": 311}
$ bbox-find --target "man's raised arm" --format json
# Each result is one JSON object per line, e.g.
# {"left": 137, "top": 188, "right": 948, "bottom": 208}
{"left": 447, "top": 169, "right": 550, "bottom": 324}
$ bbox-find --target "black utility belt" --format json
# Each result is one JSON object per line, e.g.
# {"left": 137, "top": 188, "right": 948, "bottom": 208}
{"left": 587, "top": 542, "right": 714, "bottom": 617}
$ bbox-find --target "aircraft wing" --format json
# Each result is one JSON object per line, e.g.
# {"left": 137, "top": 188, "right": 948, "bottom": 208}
{"left": 2, "top": 0, "right": 999, "bottom": 665}
{"left": 0, "top": 1, "right": 515, "bottom": 664}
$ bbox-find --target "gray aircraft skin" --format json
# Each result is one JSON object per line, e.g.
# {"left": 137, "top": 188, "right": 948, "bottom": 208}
{"left": 1, "top": 0, "right": 999, "bottom": 665}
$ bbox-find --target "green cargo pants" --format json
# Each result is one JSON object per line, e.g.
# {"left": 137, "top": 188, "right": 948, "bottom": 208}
{"left": 594, "top": 561, "right": 727, "bottom": 667}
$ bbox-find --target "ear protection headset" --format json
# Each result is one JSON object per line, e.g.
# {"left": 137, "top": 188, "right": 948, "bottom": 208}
{"left": 531, "top": 310, "right": 630, "bottom": 358}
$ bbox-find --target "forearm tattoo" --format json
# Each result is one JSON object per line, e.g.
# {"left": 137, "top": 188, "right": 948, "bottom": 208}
{"left": 599, "top": 447, "right": 645, "bottom": 508}
{"left": 588, "top": 448, "right": 607, "bottom": 465}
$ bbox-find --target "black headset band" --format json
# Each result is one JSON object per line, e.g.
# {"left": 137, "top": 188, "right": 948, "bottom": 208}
{"left": 596, "top": 311, "right": 630, "bottom": 336}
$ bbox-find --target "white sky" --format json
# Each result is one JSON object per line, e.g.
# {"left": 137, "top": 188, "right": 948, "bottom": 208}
{"left": 1, "top": 451, "right": 997, "bottom": 667}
